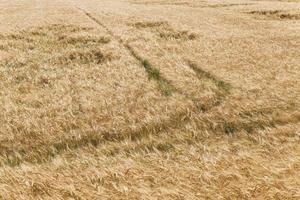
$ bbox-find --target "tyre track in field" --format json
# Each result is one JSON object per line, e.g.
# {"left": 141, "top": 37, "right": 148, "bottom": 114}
{"left": 76, "top": 7, "right": 177, "bottom": 96}
{"left": 0, "top": 6, "right": 234, "bottom": 168}
{"left": 75, "top": 6, "right": 232, "bottom": 107}
{"left": 2, "top": 101, "right": 299, "bottom": 167}
{"left": 7, "top": 4, "right": 297, "bottom": 168}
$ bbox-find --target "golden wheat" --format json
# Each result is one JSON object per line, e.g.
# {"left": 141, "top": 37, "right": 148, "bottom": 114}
{"left": 0, "top": 0, "right": 299, "bottom": 199}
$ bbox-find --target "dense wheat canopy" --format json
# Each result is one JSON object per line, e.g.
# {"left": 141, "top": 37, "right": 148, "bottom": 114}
{"left": 0, "top": 0, "right": 299, "bottom": 199}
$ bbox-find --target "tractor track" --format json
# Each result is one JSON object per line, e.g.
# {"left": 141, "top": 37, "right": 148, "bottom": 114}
{"left": 0, "top": 5, "right": 233, "bottom": 167}
{"left": 76, "top": 7, "right": 177, "bottom": 96}
{"left": 2, "top": 4, "right": 296, "bottom": 169}
{"left": 75, "top": 6, "right": 231, "bottom": 105}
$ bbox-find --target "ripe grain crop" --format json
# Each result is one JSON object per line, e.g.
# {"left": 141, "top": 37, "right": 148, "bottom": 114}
{"left": 0, "top": 0, "right": 299, "bottom": 199}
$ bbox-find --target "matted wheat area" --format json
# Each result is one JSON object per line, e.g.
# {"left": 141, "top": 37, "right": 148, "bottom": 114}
{"left": 0, "top": 0, "right": 299, "bottom": 199}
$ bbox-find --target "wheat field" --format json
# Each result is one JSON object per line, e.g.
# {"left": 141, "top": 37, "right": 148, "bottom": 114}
{"left": 0, "top": 0, "right": 299, "bottom": 199}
